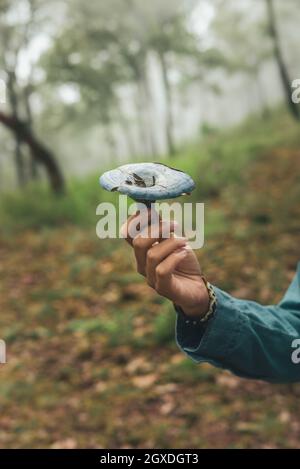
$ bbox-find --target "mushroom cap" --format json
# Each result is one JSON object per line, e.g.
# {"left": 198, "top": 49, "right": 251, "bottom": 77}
{"left": 99, "top": 162, "right": 195, "bottom": 201}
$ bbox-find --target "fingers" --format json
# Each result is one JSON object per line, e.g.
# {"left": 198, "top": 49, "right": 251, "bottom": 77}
{"left": 146, "top": 236, "right": 187, "bottom": 287}
{"left": 121, "top": 208, "right": 160, "bottom": 246}
{"left": 154, "top": 248, "right": 188, "bottom": 298}
{"left": 120, "top": 213, "right": 139, "bottom": 246}
{"left": 133, "top": 221, "right": 178, "bottom": 276}
{"left": 121, "top": 209, "right": 183, "bottom": 284}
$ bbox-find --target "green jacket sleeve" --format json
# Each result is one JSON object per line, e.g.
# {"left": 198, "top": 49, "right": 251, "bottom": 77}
{"left": 175, "top": 263, "right": 300, "bottom": 383}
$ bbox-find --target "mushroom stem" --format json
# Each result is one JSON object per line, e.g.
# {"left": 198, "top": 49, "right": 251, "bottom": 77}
{"left": 135, "top": 200, "right": 155, "bottom": 211}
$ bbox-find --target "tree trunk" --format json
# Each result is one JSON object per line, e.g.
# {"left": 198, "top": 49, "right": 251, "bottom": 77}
{"left": 137, "top": 61, "right": 159, "bottom": 157}
{"left": 255, "top": 67, "right": 270, "bottom": 118}
{"left": 118, "top": 109, "right": 137, "bottom": 158}
{"left": 159, "top": 52, "right": 176, "bottom": 156}
{"left": 140, "top": 78, "right": 158, "bottom": 157}
{"left": 135, "top": 88, "right": 151, "bottom": 157}
{"left": 266, "top": 0, "right": 300, "bottom": 120}
{"left": 23, "top": 86, "right": 38, "bottom": 179}
{"left": 0, "top": 111, "right": 65, "bottom": 194}
{"left": 6, "top": 70, "right": 27, "bottom": 186}
{"left": 104, "top": 123, "right": 118, "bottom": 163}
{"left": 14, "top": 140, "right": 26, "bottom": 187}
{"left": 124, "top": 50, "right": 158, "bottom": 157}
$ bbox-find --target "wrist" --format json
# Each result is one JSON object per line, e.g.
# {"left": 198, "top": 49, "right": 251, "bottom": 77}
{"left": 179, "top": 280, "right": 210, "bottom": 318}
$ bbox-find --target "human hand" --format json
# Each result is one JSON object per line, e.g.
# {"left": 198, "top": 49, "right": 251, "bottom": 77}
{"left": 122, "top": 211, "right": 209, "bottom": 318}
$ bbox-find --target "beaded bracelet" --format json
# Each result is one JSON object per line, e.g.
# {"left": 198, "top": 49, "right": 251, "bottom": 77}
{"left": 199, "top": 276, "right": 217, "bottom": 323}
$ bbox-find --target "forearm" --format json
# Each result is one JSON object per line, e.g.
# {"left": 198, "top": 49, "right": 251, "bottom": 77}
{"left": 175, "top": 270, "right": 300, "bottom": 383}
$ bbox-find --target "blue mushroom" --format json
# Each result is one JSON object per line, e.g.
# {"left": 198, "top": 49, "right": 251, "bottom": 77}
{"left": 99, "top": 162, "right": 195, "bottom": 203}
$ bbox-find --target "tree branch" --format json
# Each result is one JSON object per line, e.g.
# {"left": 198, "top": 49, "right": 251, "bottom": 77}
{"left": 0, "top": 111, "right": 65, "bottom": 194}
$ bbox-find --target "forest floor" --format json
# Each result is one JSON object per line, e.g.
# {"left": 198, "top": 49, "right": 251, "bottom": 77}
{"left": 0, "top": 135, "right": 300, "bottom": 448}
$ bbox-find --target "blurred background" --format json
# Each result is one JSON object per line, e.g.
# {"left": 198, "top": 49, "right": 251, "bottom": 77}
{"left": 0, "top": 0, "right": 300, "bottom": 449}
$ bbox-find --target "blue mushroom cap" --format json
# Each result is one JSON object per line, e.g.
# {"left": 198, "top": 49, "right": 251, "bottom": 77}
{"left": 99, "top": 162, "right": 195, "bottom": 201}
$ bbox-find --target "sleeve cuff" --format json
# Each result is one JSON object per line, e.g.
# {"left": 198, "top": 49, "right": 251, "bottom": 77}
{"left": 175, "top": 287, "right": 245, "bottom": 367}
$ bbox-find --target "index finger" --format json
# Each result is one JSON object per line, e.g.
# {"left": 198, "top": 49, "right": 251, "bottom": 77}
{"left": 121, "top": 207, "right": 161, "bottom": 246}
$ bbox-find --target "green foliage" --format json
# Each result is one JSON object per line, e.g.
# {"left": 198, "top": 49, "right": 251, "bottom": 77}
{"left": 164, "top": 359, "right": 216, "bottom": 384}
{"left": 0, "top": 174, "right": 106, "bottom": 230}
{"left": 165, "top": 108, "right": 300, "bottom": 199}
{"left": 152, "top": 302, "right": 175, "bottom": 345}
{"left": 67, "top": 311, "right": 134, "bottom": 347}
{"left": 67, "top": 318, "right": 109, "bottom": 334}
{"left": 0, "top": 108, "right": 299, "bottom": 232}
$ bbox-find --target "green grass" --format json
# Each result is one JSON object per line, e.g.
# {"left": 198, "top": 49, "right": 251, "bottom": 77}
{"left": 152, "top": 302, "right": 176, "bottom": 345}
{"left": 164, "top": 107, "right": 300, "bottom": 200}
{"left": 163, "top": 359, "right": 216, "bottom": 384}
{"left": 66, "top": 310, "right": 135, "bottom": 347}
{"left": 0, "top": 107, "right": 299, "bottom": 232}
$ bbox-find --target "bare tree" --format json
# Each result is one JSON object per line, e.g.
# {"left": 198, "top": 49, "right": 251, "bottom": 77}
{"left": 265, "top": 0, "right": 300, "bottom": 120}
{"left": 0, "top": 111, "right": 65, "bottom": 194}
{"left": 6, "top": 68, "right": 26, "bottom": 186}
